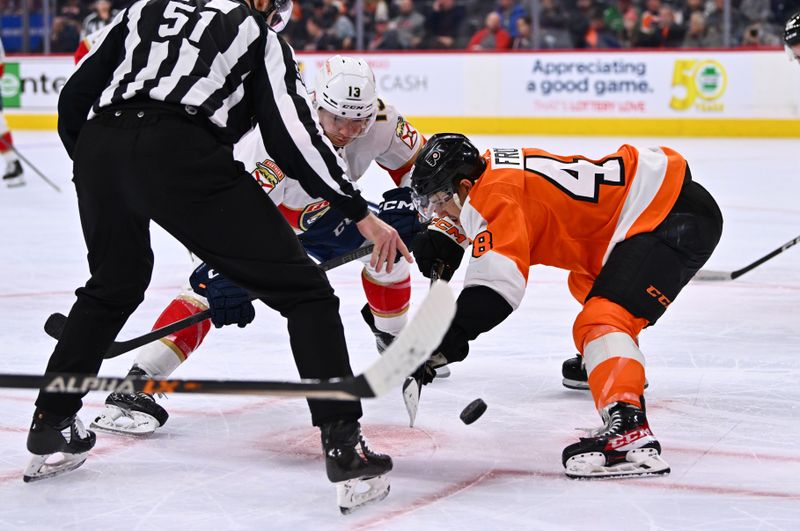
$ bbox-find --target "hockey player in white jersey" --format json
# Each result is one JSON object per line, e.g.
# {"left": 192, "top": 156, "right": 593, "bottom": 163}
{"left": 92, "top": 56, "right": 428, "bottom": 447}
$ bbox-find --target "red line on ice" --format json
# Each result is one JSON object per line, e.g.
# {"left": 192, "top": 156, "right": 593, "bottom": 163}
{"left": 355, "top": 467, "right": 800, "bottom": 529}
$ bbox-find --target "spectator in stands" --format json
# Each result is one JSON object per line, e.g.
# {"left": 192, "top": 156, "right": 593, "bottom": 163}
{"left": 585, "top": 6, "right": 622, "bottom": 48}
{"left": 657, "top": 5, "right": 686, "bottom": 47}
{"left": 304, "top": 16, "right": 342, "bottom": 50}
{"left": 467, "top": 11, "right": 512, "bottom": 50}
{"left": 567, "top": 0, "right": 593, "bottom": 48}
{"left": 740, "top": 21, "right": 782, "bottom": 45}
{"left": 740, "top": 0, "right": 772, "bottom": 24}
{"left": 539, "top": 0, "right": 573, "bottom": 48}
{"left": 392, "top": 0, "right": 426, "bottom": 49}
{"left": 81, "top": 0, "right": 118, "bottom": 39}
{"left": 311, "top": 0, "right": 339, "bottom": 29}
{"left": 603, "top": 0, "right": 634, "bottom": 38}
{"left": 358, "top": 0, "right": 390, "bottom": 43}
{"left": 706, "top": 0, "right": 747, "bottom": 45}
{"left": 495, "top": 0, "right": 527, "bottom": 38}
{"left": 330, "top": 2, "right": 356, "bottom": 50}
{"left": 424, "top": 0, "right": 467, "bottom": 49}
{"left": 679, "top": 0, "right": 705, "bottom": 28}
{"left": 283, "top": 2, "right": 310, "bottom": 50}
{"left": 636, "top": 0, "right": 685, "bottom": 47}
{"left": 619, "top": 6, "right": 641, "bottom": 47}
{"left": 512, "top": 15, "right": 533, "bottom": 48}
{"left": 636, "top": 0, "right": 664, "bottom": 46}
{"left": 682, "top": 10, "right": 723, "bottom": 47}
{"left": 369, "top": 12, "right": 405, "bottom": 49}
{"left": 50, "top": 16, "right": 81, "bottom": 53}
{"left": 58, "top": 0, "right": 85, "bottom": 23}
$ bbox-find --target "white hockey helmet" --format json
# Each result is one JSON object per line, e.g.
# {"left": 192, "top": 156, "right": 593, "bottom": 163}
{"left": 314, "top": 55, "right": 378, "bottom": 146}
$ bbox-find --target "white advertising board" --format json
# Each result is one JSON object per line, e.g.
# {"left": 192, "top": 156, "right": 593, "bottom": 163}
{"left": 5, "top": 50, "right": 800, "bottom": 135}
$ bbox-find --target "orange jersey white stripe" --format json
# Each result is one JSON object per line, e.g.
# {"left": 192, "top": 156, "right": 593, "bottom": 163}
{"left": 460, "top": 145, "right": 686, "bottom": 309}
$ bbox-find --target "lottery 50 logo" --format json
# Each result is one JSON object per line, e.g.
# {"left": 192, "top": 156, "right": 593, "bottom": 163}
{"left": 669, "top": 59, "right": 727, "bottom": 112}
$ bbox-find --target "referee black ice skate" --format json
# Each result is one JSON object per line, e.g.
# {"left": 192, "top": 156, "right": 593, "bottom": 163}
{"left": 26, "top": 0, "right": 411, "bottom": 512}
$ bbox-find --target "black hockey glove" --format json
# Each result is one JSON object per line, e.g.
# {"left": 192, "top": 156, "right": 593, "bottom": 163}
{"left": 378, "top": 187, "right": 424, "bottom": 250}
{"left": 412, "top": 217, "right": 469, "bottom": 281}
{"left": 417, "top": 352, "right": 451, "bottom": 385}
{"left": 189, "top": 263, "right": 255, "bottom": 329}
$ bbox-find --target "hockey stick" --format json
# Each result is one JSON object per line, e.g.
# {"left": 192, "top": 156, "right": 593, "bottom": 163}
{"left": 0, "top": 281, "right": 455, "bottom": 400}
{"left": 694, "top": 234, "right": 800, "bottom": 281}
{"left": 43, "top": 244, "right": 376, "bottom": 359}
{"left": 402, "top": 260, "right": 446, "bottom": 427}
{"left": 0, "top": 136, "right": 62, "bottom": 193}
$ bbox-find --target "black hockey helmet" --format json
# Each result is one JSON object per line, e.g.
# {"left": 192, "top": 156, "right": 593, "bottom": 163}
{"left": 410, "top": 133, "right": 485, "bottom": 218}
{"left": 785, "top": 11, "right": 800, "bottom": 46}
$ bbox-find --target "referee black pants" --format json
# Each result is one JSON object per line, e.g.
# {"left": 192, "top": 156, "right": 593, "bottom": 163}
{"left": 36, "top": 106, "right": 362, "bottom": 426}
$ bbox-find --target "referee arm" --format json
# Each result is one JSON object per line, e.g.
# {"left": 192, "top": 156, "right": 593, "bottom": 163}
{"left": 251, "top": 31, "right": 369, "bottom": 222}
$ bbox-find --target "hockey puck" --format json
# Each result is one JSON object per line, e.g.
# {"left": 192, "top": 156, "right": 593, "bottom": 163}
{"left": 459, "top": 398, "right": 487, "bottom": 425}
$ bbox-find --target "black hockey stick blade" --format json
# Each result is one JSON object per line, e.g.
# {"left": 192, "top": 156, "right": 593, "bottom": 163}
{"left": 694, "top": 234, "right": 800, "bottom": 281}
{"left": 42, "top": 244, "right": 376, "bottom": 358}
{"left": 10, "top": 281, "right": 455, "bottom": 400}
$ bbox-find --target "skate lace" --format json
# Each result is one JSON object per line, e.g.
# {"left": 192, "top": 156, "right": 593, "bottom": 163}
{"left": 356, "top": 433, "right": 370, "bottom": 460}
{"left": 72, "top": 417, "right": 88, "bottom": 439}
{"left": 578, "top": 408, "right": 623, "bottom": 438}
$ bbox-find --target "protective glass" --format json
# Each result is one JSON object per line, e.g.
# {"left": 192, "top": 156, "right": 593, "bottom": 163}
{"left": 411, "top": 188, "right": 454, "bottom": 221}
{"left": 318, "top": 108, "right": 374, "bottom": 146}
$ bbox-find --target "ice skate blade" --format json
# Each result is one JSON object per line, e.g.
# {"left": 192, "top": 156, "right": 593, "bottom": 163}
{"left": 337, "top": 475, "right": 390, "bottom": 515}
{"left": 562, "top": 378, "right": 590, "bottom": 390}
{"left": 565, "top": 448, "right": 670, "bottom": 479}
{"left": 23, "top": 451, "right": 89, "bottom": 483}
{"left": 90, "top": 405, "right": 159, "bottom": 437}
{"left": 3, "top": 176, "right": 25, "bottom": 188}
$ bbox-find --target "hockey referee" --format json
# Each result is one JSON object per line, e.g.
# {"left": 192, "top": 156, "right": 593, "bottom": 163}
{"left": 24, "top": 0, "right": 411, "bottom": 501}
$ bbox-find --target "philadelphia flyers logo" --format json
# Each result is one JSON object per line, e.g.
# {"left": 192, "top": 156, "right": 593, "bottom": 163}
{"left": 425, "top": 149, "right": 442, "bottom": 167}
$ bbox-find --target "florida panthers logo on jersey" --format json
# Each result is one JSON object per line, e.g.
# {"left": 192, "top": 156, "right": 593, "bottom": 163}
{"left": 394, "top": 116, "right": 419, "bottom": 150}
{"left": 299, "top": 201, "right": 331, "bottom": 232}
{"left": 252, "top": 159, "right": 285, "bottom": 193}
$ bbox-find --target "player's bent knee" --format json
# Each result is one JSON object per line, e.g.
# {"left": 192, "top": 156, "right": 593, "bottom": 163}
{"left": 572, "top": 297, "right": 648, "bottom": 354}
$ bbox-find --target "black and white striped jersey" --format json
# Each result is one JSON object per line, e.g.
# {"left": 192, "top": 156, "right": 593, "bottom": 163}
{"left": 58, "top": 0, "right": 367, "bottom": 220}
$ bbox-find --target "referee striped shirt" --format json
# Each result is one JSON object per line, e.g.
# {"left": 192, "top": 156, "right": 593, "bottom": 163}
{"left": 58, "top": 0, "right": 367, "bottom": 220}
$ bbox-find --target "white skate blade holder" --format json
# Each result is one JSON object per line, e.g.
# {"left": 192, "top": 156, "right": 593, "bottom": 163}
{"left": 23, "top": 451, "right": 90, "bottom": 483}
{"left": 565, "top": 448, "right": 670, "bottom": 479}
{"left": 90, "top": 405, "right": 159, "bottom": 437}
{"left": 336, "top": 474, "right": 391, "bottom": 514}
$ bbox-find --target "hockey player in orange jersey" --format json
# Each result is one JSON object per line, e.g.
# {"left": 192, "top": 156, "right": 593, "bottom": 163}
{"left": 409, "top": 133, "right": 723, "bottom": 479}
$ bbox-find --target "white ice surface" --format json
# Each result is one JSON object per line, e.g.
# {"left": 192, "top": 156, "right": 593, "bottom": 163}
{"left": 1, "top": 132, "right": 798, "bottom": 530}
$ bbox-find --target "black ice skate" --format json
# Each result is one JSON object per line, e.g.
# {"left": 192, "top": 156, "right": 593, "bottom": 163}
{"left": 360, "top": 303, "right": 396, "bottom": 354}
{"left": 90, "top": 366, "right": 169, "bottom": 436}
{"left": 2, "top": 160, "right": 24, "bottom": 188}
{"left": 24, "top": 410, "right": 96, "bottom": 482}
{"left": 321, "top": 420, "right": 393, "bottom": 514}
{"left": 561, "top": 354, "right": 647, "bottom": 390}
{"left": 361, "top": 303, "right": 451, "bottom": 380}
{"left": 562, "top": 401, "right": 669, "bottom": 479}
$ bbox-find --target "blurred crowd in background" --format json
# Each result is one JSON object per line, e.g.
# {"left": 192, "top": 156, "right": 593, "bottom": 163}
{"left": 1, "top": 0, "right": 799, "bottom": 53}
